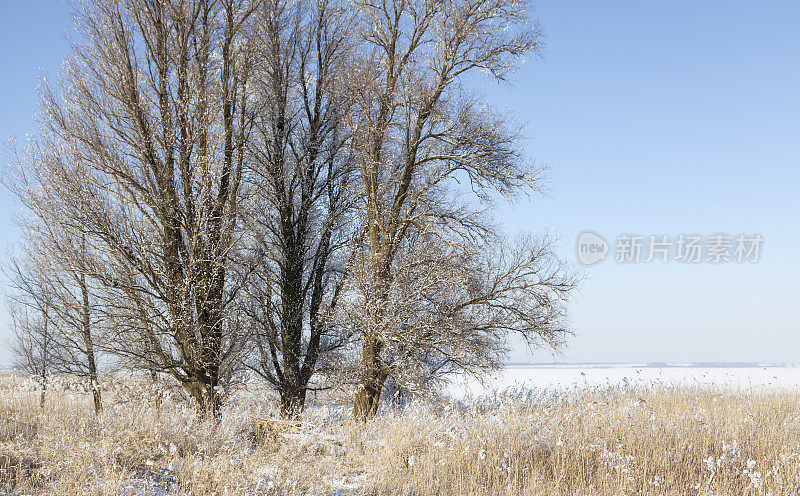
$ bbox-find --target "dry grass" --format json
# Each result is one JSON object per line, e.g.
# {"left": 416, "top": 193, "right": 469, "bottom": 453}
{"left": 1, "top": 373, "right": 800, "bottom": 495}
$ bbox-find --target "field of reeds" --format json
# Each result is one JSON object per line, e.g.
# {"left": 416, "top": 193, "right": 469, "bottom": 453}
{"left": 1, "top": 372, "right": 799, "bottom": 495}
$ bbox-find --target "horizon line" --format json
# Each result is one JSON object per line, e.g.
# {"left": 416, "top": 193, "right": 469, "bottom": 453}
{"left": 505, "top": 361, "right": 800, "bottom": 368}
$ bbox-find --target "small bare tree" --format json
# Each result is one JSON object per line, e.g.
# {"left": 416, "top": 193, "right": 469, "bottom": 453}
{"left": 341, "top": 0, "right": 576, "bottom": 419}
{"left": 9, "top": 306, "right": 51, "bottom": 410}
{"left": 242, "top": 0, "right": 357, "bottom": 416}
{"left": 4, "top": 251, "right": 56, "bottom": 409}
{"left": 2, "top": 210, "right": 106, "bottom": 415}
{"left": 37, "top": 236, "right": 105, "bottom": 415}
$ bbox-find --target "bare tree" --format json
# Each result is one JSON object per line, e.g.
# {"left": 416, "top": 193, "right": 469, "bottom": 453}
{"left": 9, "top": 307, "right": 51, "bottom": 410}
{"left": 13, "top": 0, "right": 258, "bottom": 416}
{"left": 241, "top": 0, "right": 357, "bottom": 416}
{"left": 340, "top": 226, "right": 577, "bottom": 417}
{"left": 1, "top": 201, "right": 106, "bottom": 415}
{"left": 38, "top": 235, "right": 105, "bottom": 415}
{"left": 340, "top": 0, "right": 575, "bottom": 419}
{"left": 4, "top": 252, "right": 56, "bottom": 409}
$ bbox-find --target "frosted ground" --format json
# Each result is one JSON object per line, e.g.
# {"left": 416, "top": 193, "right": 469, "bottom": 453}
{"left": 8, "top": 367, "right": 800, "bottom": 494}
{"left": 453, "top": 363, "right": 800, "bottom": 397}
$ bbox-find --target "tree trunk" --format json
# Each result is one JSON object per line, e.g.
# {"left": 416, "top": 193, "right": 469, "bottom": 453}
{"left": 352, "top": 255, "right": 392, "bottom": 421}
{"left": 150, "top": 370, "right": 163, "bottom": 411}
{"left": 352, "top": 336, "right": 389, "bottom": 421}
{"left": 39, "top": 307, "right": 48, "bottom": 411}
{"left": 279, "top": 387, "right": 307, "bottom": 419}
{"left": 90, "top": 379, "right": 102, "bottom": 416}
{"left": 185, "top": 378, "right": 220, "bottom": 419}
{"left": 80, "top": 271, "right": 102, "bottom": 416}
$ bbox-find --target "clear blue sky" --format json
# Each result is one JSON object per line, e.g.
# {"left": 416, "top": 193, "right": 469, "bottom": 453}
{"left": 1, "top": 1, "right": 798, "bottom": 367}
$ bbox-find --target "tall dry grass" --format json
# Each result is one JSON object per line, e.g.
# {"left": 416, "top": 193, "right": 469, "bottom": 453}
{"left": 1, "top": 372, "right": 799, "bottom": 495}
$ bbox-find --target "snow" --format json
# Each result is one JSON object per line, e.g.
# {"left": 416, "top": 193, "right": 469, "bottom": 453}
{"left": 452, "top": 364, "right": 800, "bottom": 397}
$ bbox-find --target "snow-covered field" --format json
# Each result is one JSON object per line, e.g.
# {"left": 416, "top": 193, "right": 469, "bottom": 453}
{"left": 454, "top": 363, "right": 800, "bottom": 397}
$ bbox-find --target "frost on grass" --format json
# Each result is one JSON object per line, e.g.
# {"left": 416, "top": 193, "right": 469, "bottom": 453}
{"left": 3, "top": 372, "right": 800, "bottom": 495}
